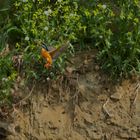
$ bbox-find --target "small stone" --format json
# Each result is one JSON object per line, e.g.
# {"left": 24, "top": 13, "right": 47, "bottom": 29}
{"left": 88, "top": 131, "right": 102, "bottom": 140}
{"left": 95, "top": 65, "right": 99, "bottom": 71}
{"left": 52, "top": 83, "right": 58, "bottom": 90}
{"left": 65, "top": 67, "right": 75, "bottom": 74}
{"left": 98, "top": 94, "right": 108, "bottom": 101}
{"left": 10, "top": 89, "right": 15, "bottom": 94}
{"left": 110, "top": 92, "right": 122, "bottom": 100}
{"left": 84, "top": 59, "right": 88, "bottom": 65}
{"left": 47, "top": 77, "right": 50, "bottom": 81}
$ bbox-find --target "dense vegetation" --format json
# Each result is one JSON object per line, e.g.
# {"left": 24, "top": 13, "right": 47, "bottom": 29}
{"left": 0, "top": 0, "right": 140, "bottom": 105}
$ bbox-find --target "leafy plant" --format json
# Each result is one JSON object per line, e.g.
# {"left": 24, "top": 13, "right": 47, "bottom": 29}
{"left": 81, "top": 1, "right": 140, "bottom": 77}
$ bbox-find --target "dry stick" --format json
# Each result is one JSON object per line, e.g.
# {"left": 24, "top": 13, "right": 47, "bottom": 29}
{"left": 15, "top": 84, "right": 35, "bottom": 107}
{"left": 11, "top": 85, "right": 35, "bottom": 126}
{"left": 133, "top": 82, "right": 140, "bottom": 104}
{"left": 102, "top": 99, "right": 114, "bottom": 117}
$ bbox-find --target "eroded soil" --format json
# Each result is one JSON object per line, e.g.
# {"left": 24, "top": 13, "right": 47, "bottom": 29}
{"left": 3, "top": 50, "right": 140, "bottom": 140}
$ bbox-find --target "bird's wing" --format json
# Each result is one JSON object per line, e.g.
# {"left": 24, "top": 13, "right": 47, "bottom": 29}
{"left": 49, "top": 41, "right": 69, "bottom": 59}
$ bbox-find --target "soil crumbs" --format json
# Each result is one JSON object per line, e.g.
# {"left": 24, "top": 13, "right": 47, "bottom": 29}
{"left": 4, "top": 50, "right": 140, "bottom": 140}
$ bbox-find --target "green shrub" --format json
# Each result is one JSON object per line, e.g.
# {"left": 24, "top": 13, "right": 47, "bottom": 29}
{"left": 0, "top": 0, "right": 17, "bottom": 105}
{"left": 0, "top": 54, "right": 17, "bottom": 105}
{"left": 82, "top": 1, "right": 140, "bottom": 77}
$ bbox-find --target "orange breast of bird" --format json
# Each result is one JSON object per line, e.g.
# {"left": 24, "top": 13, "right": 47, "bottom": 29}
{"left": 41, "top": 41, "right": 69, "bottom": 69}
{"left": 41, "top": 48, "right": 52, "bottom": 68}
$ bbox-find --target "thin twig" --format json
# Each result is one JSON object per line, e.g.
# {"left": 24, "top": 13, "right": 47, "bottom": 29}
{"left": 103, "top": 99, "right": 114, "bottom": 117}
{"left": 15, "top": 84, "right": 35, "bottom": 107}
{"left": 133, "top": 82, "right": 140, "bottom": 104}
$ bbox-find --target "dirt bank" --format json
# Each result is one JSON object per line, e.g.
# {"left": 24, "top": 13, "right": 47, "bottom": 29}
{"left": 2, "top": 50, "right": 140, "bottom": 140}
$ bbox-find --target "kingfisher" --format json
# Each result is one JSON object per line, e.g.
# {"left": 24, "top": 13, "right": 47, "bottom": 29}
{"left": 41, "top": 41, "right": 69, "bottom": 69}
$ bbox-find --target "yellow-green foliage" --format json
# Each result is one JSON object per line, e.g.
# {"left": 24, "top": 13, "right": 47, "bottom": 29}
{"left": 80, "top": 0, "right": 140, "bottom": 77}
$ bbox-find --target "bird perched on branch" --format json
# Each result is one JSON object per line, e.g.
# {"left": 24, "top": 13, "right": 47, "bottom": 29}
{"left": 41, "top": 41, "right": 69, "bottom": 69}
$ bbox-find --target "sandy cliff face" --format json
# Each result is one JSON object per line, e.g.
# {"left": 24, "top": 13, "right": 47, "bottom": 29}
{"left": 5, "top": 50, "right": 140, "bottom": 140}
